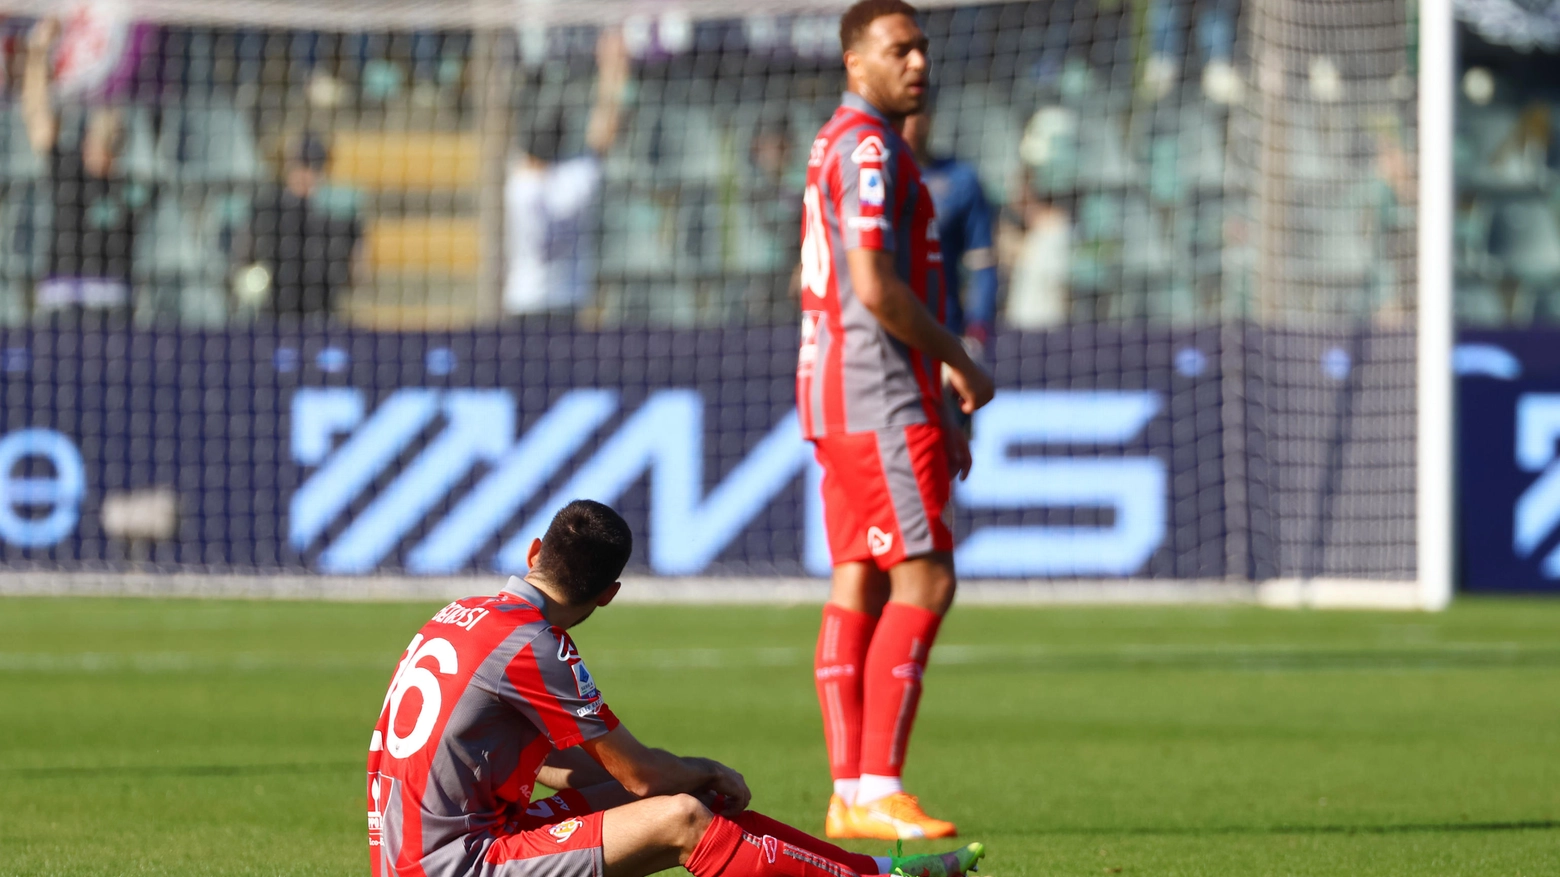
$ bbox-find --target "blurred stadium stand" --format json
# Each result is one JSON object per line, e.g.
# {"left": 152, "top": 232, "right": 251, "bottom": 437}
{"left": 0, "top": 1, "right": 1404, "bottom": 331}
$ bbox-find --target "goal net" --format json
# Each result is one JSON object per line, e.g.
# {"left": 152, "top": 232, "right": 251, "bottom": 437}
{"left": 0, "top": 0, "right": 1449, "bottom": 607}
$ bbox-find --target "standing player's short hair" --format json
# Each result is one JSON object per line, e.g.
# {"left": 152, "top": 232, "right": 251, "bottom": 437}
{"left": 839, "top": 0, "right": 919, "bottom": 53}
{"left": 532, "top": 500, "right": 633, "bottom": 605}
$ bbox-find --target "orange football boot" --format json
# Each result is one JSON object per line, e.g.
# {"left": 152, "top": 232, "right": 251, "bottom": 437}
{"left": 851, "top": 792, "right": 957, "bottom": 840}
{"left": 824, "top": 794, "right": 860, "bottom": 838}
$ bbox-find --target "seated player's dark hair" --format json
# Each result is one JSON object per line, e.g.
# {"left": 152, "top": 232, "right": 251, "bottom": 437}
{"left": 840, "top": 0, "right": 919, "bottom": 53}
{"left": 531, "top": 500, "right": 633, "bottom": 605}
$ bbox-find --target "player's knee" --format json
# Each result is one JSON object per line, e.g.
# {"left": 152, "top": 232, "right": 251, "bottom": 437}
{"left": 664, "top": 793, "right": 713, "bottom": 851}
{"left": 893, "top": 553, "right": 957, "bottom": 613}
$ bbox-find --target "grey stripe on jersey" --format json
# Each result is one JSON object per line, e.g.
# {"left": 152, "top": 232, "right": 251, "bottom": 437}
{"left": 825, "top": 123, "right": 929, "bottom": 434}
{"left": 419, "top": 831, "right": 484, "bottom": 877}
{"left": 489, "top": 845, "right": 604, "bottom": 877}
{"left": 379, "top": 777, "right": 406, "bottom": 876}
{"left": 809, "top": 317, "right": 832, "bottom": 433}
{"left": 876, "top": 426, "right": 935, "bottom": 557}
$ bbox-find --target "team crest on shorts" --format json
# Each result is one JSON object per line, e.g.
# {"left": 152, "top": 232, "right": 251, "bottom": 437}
{"left": 761, "top": 835, "right": 779, "bottom": 864}
{"left": 549, "top": 817, "right": 585, "bottom": 844}
{"left": 867, "top": 526, "right": 894, "bottom": 557}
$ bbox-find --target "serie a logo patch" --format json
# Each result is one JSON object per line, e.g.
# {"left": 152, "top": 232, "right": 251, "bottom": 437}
{"left": 859, "top": 169, "right": 885, "bottom": 207}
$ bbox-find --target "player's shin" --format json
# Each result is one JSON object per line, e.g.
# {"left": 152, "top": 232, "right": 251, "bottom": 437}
{"left": 815, "top": 603, "right": 875, "bottom": 803}
{"left": 686, "top": 816, "right": 863, "bottom": 877}
{"left": 858, "top": 601, "right": 942, "bottom": 800}
{"left": 731, "top": 811, "right": 885, "bottom": 874}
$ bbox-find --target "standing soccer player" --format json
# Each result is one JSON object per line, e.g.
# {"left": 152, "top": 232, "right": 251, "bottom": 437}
{"left": 797, "top": 0, "right": 995, "bottom": 842}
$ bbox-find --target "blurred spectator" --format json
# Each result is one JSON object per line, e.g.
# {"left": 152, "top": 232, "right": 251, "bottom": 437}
{"left": 902, "top": 105, "right": 998, "bottom": 351}
{"left": 23, "top": 17, "right": 150, "bottom": 321}
{"left": 1001, "top": 175, "right": 1071, "bottom": 329}
{"left": 1143, "top": 0, "right": 1242, "bottom": 104}
{"left": 1363, "top": 119, "right": 1416, "bottom": 322}
{"left": 503, "top": 29, "right": 628, "bottom": 319}
{"left": 733, "top": 114, "right": 804, "bottom": 321}
{"left": 232, "top": 132, "right": 363, "bottom": 323}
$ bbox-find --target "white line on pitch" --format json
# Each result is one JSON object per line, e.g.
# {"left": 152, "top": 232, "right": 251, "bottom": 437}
{"left": 0, "top": 642, "right": 1549, "bottom": 674}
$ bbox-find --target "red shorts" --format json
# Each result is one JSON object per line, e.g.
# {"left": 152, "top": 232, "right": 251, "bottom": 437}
{"left": 484, "top": 791, "right": 605, "bottom": 877}
{"left": 811, "top": 422, "right": 953, "bottom": 571}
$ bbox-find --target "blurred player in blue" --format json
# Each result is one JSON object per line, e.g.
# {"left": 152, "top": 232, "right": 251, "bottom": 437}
{"left": 900, "top": 104, "right": 998, "bottom": 360}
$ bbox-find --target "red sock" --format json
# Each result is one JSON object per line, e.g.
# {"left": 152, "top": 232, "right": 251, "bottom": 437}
{"left": 686, "top": 815, "right": 862, "bottom": 877}
{"left": 859, "top": 602, "right": 942, "bottom": 778}
{"left": 732, "top": 811, "right": 880, "bottom": 874}
{"left": 815, "top": 604, "right": 876, "bottom": 782}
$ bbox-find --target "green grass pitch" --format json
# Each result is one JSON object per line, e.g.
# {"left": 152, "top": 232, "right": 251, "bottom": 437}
{"left": 2, "top": 595, "right": 1559, "bottom": 876}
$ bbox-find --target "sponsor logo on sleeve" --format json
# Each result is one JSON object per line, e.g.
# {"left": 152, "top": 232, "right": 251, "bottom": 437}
{"left": 850, "top": 135, "right": 887, "bottom": 164}
{"left": 556, "top": 630, "right": 580, "bottom": 662}
{"left": 859, "top": 169, "right": 885, "bottom": 207}
{"left": 555, "top": 630, "right": 601, "bottom": 701}
{"left": 548, "top": 817, "right": 585, "bottom": 844}
{"left": 847, "top": 216, "right": 892, "bottom": 232}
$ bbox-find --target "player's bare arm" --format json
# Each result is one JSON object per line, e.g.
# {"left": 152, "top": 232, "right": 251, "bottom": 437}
{"left": 847, "top": 248, "right": 994, "bottom": 414}
{"left": 538, "top": 745, "right": 617, "bottom": 789}
{"left": 582, "top": 724, "right": 752, "bottom": 811}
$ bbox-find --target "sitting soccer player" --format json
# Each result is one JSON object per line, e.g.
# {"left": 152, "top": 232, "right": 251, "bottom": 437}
{"left": 366, "top": 499, "right": 986, "bottom": 877}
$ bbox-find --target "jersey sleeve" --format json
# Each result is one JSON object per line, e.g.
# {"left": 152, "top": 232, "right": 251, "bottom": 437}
{"left": 835, "top": 128, "right": 897, "bottom": 252}
{"left": 498, "top": 626, "right": 619, "bottom": 750}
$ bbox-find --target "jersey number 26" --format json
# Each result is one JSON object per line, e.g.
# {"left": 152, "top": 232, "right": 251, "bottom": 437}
{"left": 801, "top": 184, "right": 831, "bottom": 300}
{"left": 381, "top": 633, "right": 459, "bottom": 759}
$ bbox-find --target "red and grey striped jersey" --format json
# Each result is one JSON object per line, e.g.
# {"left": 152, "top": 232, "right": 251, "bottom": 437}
{"left": 367, "top": 578, "right": 618, "bottom": 877}
{"left": 797, "top": 92, "right": 947, "bottom": 440}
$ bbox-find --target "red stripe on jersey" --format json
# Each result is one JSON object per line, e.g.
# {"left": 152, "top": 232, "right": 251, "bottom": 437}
{"left": 496, "top": 734, "right": 554, "bottom": 806}
{"left": 505, "top": 640, "right": 593, "bottom": 750}
{"left": 821, "top": 156, "right": 847, "bottom": 434}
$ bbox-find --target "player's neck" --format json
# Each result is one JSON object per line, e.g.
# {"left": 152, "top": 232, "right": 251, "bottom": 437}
{"left": 846, "top": 86, "right": 903, "bottom": 126}
{"left": 520, "top": 574, "right": 590, "bottom": 628}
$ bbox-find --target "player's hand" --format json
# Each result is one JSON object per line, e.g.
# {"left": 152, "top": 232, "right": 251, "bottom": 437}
{"left": 943, "top": 417, "right": 972, "bottom": 481}
{"left": 947, "top": 359, "right": 994, "bottom": 414}
{"left": 690, "top": 758, "right": 751, "bottom": 813}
